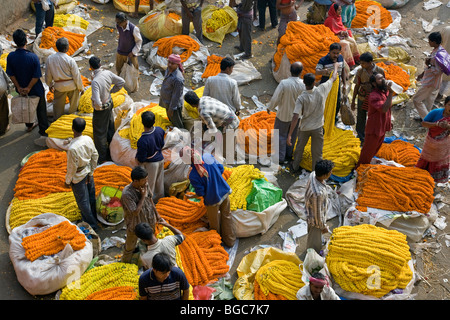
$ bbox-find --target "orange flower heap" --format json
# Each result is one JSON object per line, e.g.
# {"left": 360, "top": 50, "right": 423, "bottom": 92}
{"left": 93, "top": 164, "right": 132, "bottom": 196}
{"left": 237, "top": 111, "right": 276, "bottom": 155}
{"left": 351, "top": 0, "right": 393, "bottom": 29}
{"left": 202, "top": 54, "right": 224, "bottom": 78}
{"left": 155, "top": 194, "right": 207, "bottom": 225}
{"left": 39, "top": 26, "right": 86, "bottom": 56}
{"left": 376, "top": 62, "right": 410, "bottom": 92}
{"left": 273, "top": 21, "right": 340, "bottom": 76}
{"left": 85, "top": 286, "right": 138, "bottom": 300}
{"left": 376, "top": 140, "right": 421, "bottom": 167}
{"left": 22, "top": 220, "right": 86, "bottom": 262}
{"left": 356, "top": 164, "right": 434, "bottom": 214}
{"left": 153, "top": 35, "right": 200, "bottom": 63}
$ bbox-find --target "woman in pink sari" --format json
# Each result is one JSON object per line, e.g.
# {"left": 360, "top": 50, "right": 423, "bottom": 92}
{"left": 416, "top": 96, "right": 450, "bottom": 183}
{"left": 324, "top": 4, "right": 360, "bottom": 68}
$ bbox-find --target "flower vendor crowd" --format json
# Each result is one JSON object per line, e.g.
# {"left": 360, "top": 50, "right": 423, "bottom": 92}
{"left": 1, "top": 0, "right": 449, "bottom": 302}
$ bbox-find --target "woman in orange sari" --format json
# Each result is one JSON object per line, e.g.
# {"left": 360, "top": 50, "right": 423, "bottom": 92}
{"left": 416, "top": 96, "right": 450, "bottom": 183}
{"left": 324, "top": 4, "right": 360, "bottom": 68}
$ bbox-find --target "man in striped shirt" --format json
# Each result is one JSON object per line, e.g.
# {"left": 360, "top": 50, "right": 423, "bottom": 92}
{"left": 139, "top": 252, "right": 190, "bottom": 300}
{"left": 304, "top": 159, "right": 334, "bottom": 255}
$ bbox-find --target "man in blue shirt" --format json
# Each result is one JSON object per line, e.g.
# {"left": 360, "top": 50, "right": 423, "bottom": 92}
{"left": 7, "top": 29, "right": 49, "bottom": 137}
{"left": 180, "top": 146, "right": 236, "bottom": 247}
{"left": 136, "top": 111, "right": 166, "bottom": 203}
{"left": 139, "top": 252, "right": 190, "bottom": 300}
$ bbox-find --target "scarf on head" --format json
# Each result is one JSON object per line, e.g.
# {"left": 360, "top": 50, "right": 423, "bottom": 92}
{"left": 324, "top": 5, "right": 353, "bottom": 38}
{"left": 309, "top": 276, "right": 329, "bottom": 287}
{"left": 180, "top": 146, "right": 209, "bottom": 178}
{"left": 168, "top": 53, "right": 184, "bottom": 73}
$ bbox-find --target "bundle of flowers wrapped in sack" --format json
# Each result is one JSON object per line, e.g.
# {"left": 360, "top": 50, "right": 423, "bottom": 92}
{"left": 59, "top": 262, "right": 140, "bottom": 300}
{"left": 236, "top": 111, "right": 277, "bottom": 157}
{"left": 155, "top": 195, "right": 230, "bottom": 286}
{"left": 253, "top": 260, "right": 305, "bottom": 300}
{"left": 202, "top": 5, "right": 238, "bottom": 44}
{"left": 118, "top": 103, "right": 172, "bottom": 149}
{"left": 153, "top": 35, "right": 200, "bottom": 63}
{"left": 139, "top": 10, "right": 183, "bottom": 41}
{"left": 375, "top": 139, "right": 421, "bottom": 167}
{"left": 351, "top": 0, "right": 393, "bottom": 29}
{"left": 54, "top": 14, "right": 89, "bottom": 30}
{"left": 78, "top": 86, "right": 129, "bottom": 114}
{"left": 202, "top": 54, "right": 224, "bottom": 79}
{"left": 355, "top": 164, "right": 435, "bottom": 214}
{"left": 39, "top": 26, "right": 86, "bottom": 56}
{"left": 113, "top": 0, "right": 154, "bottom": 13}
{"left": 45, "top": 114, "right": 94, "bottom": 140}
{"left": 326, "top": 224, "right": 413, "bottom": 298}
{"left": 298, "top": 78, "right": 361, "bottom": 178}
{"left": 273, "top": 21, "right": 340, "bottom": 77}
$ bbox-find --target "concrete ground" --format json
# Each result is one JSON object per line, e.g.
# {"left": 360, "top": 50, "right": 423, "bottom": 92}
{"left": 0, "top": 0, "right": 449, "bottom": 301}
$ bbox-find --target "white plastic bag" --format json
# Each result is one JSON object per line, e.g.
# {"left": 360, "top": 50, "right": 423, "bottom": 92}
{"left": 10, "top": 95, "right": 39, "bottom": 124}
{"left": 119, "top": 62, "right": 139, "bottom": 93}
{"left": 8, "top": 213, "right": 93, "bottom": 296}
{"left": 299, "top": 248, "right": 330, "bottom": 285}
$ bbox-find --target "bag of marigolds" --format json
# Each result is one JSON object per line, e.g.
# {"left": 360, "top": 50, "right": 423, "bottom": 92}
{"left": 139, "top": 9, "right": 184, "bottom": 41}
{"left": 113, "top": 0, "right": 152, "bottom": 14}
{"left": 9, "top": 212, "right": 93, "bottom": 296}
{"left": 201, "top": 5, "right": 238, "bottom": 44}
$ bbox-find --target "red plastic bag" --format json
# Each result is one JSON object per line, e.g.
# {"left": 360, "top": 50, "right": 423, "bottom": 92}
{"left": 193, "top": 285, "right": 216, "bottom": 300}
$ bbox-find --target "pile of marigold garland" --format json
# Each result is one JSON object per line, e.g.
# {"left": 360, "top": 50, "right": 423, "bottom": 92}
{"left": 46, "top": 114, "right": 94, "bottom": 139}
{"left": 355, "top": 164, "right": 435, "bottom": 213}
{"left": 351, "top": 0, "right": 393, "bottom": 29}
{"left": 202, "top": 54, "right": 224, "bottom": 78}
{"left": 39, "top": 26, "right": 85, "bottom": 56}
{"left": 376, "top": 62, "right": 411, "bottom": 92}
{"left": 153, "top": 35, "right": 200, "bottom": 63}
{"left": 326, "top": 224, "right": 413, "bottom": 298}
{"left": 78, "top": 86, "right": 128, "bottom": 113}
{"left": 273, "top": 21, "right": 340, "bottom": 76}
{"left": 236, "top": 111, "right": 277, "bottom": 156}
{"left": 375, "top": 139, "right": 421, "bottom": 167}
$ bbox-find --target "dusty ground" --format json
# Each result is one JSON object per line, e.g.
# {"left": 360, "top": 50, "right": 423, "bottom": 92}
{"left": 0, "top": 0, "right": 449, "bottom": 301}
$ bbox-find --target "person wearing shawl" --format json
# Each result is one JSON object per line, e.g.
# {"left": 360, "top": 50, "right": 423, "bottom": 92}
{"left": 180, "top": 146, "right": 236, "bottom": 247}
{"left": 332, "top": 0, "right": 356, "bottom": 28}
{"left": 324, "top": 3, "right": 360, "bottom": 68}
{"left": 296, "top": 272, "right": 341, "bottom": 300}
{"left": 159, "top": 54, "right": 185, "bottom": 128}
{"left": 436, "top": 26, "right": 450, "bottom": 104}
{"left": 415, "top": 96, "right": 450, "bottom": 184}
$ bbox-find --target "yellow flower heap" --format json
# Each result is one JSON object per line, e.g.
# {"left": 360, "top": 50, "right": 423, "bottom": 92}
{"left": 78, "top": 86, "right": 128, "bottom": 114}
{"left": 298, "top": 77, "right": 361, "bottom": 177}
{"left": 59, "top": 262, "right": 140, "bottom": 300}
{"left": 205, "top": 8, "right": 233, "bottom": 33}
{"left": 225, "top": 165, "right": 265, "bottom": 211}
{"left": 118, "top": 103, "right": 172, "bottom": 149}
{"left": 54, "top": 14, "right": 89, "bottom": 30}
{"left": 326, "top": 224, "right": 413, "bottom": 298}
{"left": 46, "top": 114, "right": 94, "bottom": 139}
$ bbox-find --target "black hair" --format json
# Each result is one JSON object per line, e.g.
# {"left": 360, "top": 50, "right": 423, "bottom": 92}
{"left": 329, "top": 42, "right": 341, "bottom": 52}
{"left": 315, "top": 159, "right": 335, "bottom": 177}
{"left": 115, "top": 12, "right": 127, "bottom": 22}
{"left": 135, "top": 222, "right": 154, "bottom": 241}
{"left": 311, "top": 272, "right": 326, "bottom": 280}
{"left": 333, "top": 3, "right": 340, "bottom": 11}
{"left": 141, "top": 111, "right": 156, "bottom": 128}
{"left": 359, "top": 52, "right": 374, "bottom": 63}
{"left": 131, "top": 166, "right": 148, "bottom": 181}
{"left": 184, "top": 90, "right": 200, "bottom": 106}
{"left": 13, "top": 29, "right": 27, "bottom": 47}
{"left": 152, "top": 252, "right": 173, "bottom": 272}
{"left": 303, "top": 73, "right": 316, "bottom": 87}
{"left": 428, "top": 32, "right": 442, "bottom": 45}
{"left": 369, "top": 72, "right": 379, "bottom": 84}
{"left": 290, "top": 62, "right": 303, "bottom": 77}
{"left": 72, "top": 117, "right": 86, "bottom": 133}
{"left": 445, "top": 96, "right": 450, "bottom": 105}
{"left": 220, "top": 57, "right": 235, "bottom": 71}
{"left": 89, "top": 56, "right": 101, "bottom": 70}
{"left": 55, "top": 37, "right": 69, "bottom": 53}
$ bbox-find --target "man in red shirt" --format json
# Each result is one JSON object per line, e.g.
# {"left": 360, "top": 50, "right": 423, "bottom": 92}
{"left": 356, "top": 73, "right": 393, "bottom": 167}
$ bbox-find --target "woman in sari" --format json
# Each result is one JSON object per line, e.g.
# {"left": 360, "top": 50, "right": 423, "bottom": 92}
{"left": 324, "top": 3, "right": 360, "bottom": 68}
{"left": 416, "top": 96, "right": 450, "bottom": 183}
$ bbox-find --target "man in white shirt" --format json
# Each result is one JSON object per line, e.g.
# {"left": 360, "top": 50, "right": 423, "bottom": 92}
{"left": 297, "top": 272, "right": 341, "bottom": 300}
{"left": 115, "top": 12, "right": 143, "bottom": 78}
{"left": 203, "top": 57, "right": 242, "bottom": 114}
{"left": 135, "top": 220, "right": 185, "bottom": 270}
{"left": 267, "top": 61, "right": 305, "bottom": 164}
{"left": 89, "top": 56, "right": 125, "bottom": 164}
{"left": 65, "top": 117, "right": 100, "bottom": 232}
{"left": 287, "top": 63, "right": 338, "bottom": 172}
{"left": 45, "top": 37, "right": 84, "bottom": 121}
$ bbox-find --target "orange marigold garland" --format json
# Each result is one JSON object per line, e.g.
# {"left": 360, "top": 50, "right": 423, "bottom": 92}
{"left": 153, "top": 35, "right": 200, "bottom": 63}
{"left": 273, "top": 21, "right": 340, "bottom": 75}
{"left": 236, "top": 111, "right": 277, "bottom": 155}
{"left": 93, "top": 164, "right": 132, "bottom": 196}
{"left": 21, "top": 220, "right": 86, "bottom": 262}
{"left": 375, "top": 62, "right": 410, "bottom": 93}
{"left": 351, "top": 0, "right": 393, "bottom": 29}
{"left": 356, "top": 164, "right": 435, "bottom": 214}
{"left": 85, "top": 286, "right": 138, "bottom": 300}
{"left": 202, "top": 54, "right": 224, "bottom": 78}
{"left": 39, "top": 26, "right": 86, "bottom": 56}
{"left": 155, "top": 193, "right": 207, "bottom": 225}
{"left": 375, "top": 140, "right": 421, "bottom": 167}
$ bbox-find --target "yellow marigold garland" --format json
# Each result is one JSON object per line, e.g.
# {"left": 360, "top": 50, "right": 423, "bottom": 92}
{"left": 326, "top": 224, "right": 413, "bottom": 298}
{"left": 46, "top": 114, "right": 94, "bottom": 139}
{"left": 21, "top": 220, "right": 86, "bottom": 262}
{"left": 59, "top": 262, "right": 140, "bottom": 300}
{"left": 78, "top": 86, "right": 128, "bottom": 114}
{"left": 54, "top": 14, "right": 89, "bottom": 30}
{"left": 205, "top": 8, "right": 233, "bottom": 33}
{"left": 225, "top": 165, "right": 265, "bottom": 211}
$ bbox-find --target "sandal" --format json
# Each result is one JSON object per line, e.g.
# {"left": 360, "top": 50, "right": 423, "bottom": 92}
{"left": 26, "top": 122, "right": 38, "bottom": 133}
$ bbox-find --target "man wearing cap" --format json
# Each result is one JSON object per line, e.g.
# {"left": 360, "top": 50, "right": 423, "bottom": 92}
{"left": 296, "top": 272, "right": 341, "bottom": 300}
{"left": 159, "top": 54, "right": 185, "bottom": 129}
